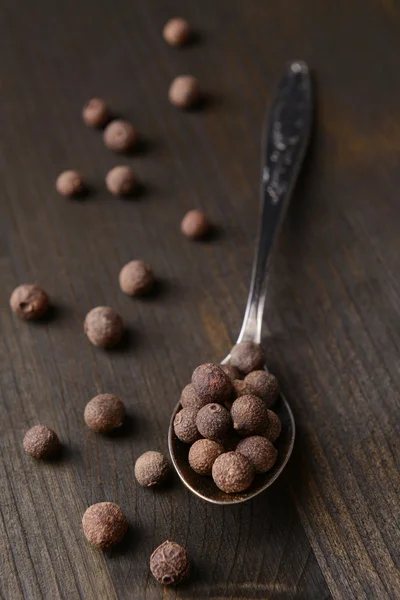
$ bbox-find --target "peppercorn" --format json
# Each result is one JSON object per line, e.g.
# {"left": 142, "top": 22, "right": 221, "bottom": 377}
{"left": 84, "top": 393, "right": 125, "bottom": 433}
{"left": 180, "top": 383, "right": 209, "bottom": 410}
{"left": 118, "top": 260, "right": 154, "bottom": 296}
{"left": 173, "top": 407, "right": 201, "bottom": 444}
{"left": 134, "top": 451, "right": 169, "bottom": 487}
{"left": 82, "top": 502, "right": 128, "bottom": 549}
{"left": 192, "top": 363, "right": 233, "bottom": 404}
{"left": 244, "top": 370, "right": 279, "bottom": 408}
{"left": 188, "top": 439, "right": 224, "bottom": 475}
{"left": 82, "top": 98, "right": 109, "bottom": 128}
{"left": 150, "top": 540, "right": 190, "bottom": 585}
{"left": 230, "top": 341, "right": 265, "bottom": 374}
{"left": 212, "top": 451, "right": 254, "bottom": 493}
{"left": 163, "top": 17, "right": 191, "bottom": 46}
{"left": 10, "top": 284, "right": 49, "bottom": 321}
{"left": 236, "top": 436, "right": 277, "bottom": 474}
{"left": 84, "top": 306, "right": 124, "bottom": 348}
{"left": 231, "top": 394, "right": 269, "bottom": 436}
{"left": 221, "top": 363, "right": 242, "bottom": 380}
{"left": 104, "top": 120, "right": 138, "bottom": 152}
{"left": 169, "top": 75, "right": 200, "bottom": 109}
{"left": 196, "top": 403, "right": 231, "bottom": 441}
{"left": 233, "top": 379, "right": 250, "bottom": 399}
{"left": 56, "top": 170, "right": 85, "bottom": 197}
{"left": 263, "top": 410, "right": 282, "bottom": 443}
{"left": 106, "top": 166, "right": 136, "bottom": 196}
{"left": 23, "top": 425, "right": 60, "bottom": 459}
{"left": 181, "top": 209, "right": 210, "bottom": 240}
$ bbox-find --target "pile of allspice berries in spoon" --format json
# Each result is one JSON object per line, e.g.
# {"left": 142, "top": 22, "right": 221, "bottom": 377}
{"left": 173, "top": 341, "right": 281, "bottom": 493}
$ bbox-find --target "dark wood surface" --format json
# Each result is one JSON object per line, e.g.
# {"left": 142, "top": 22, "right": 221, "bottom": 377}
{"left": 0, "top": 1, "right": 399, "bottom": 598}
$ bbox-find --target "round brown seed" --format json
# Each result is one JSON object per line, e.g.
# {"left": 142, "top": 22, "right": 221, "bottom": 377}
{"left": 233, "top": 379, "right": 250, "bottom": 399}
{"left": 56, "top": 170, "right": 84, "bottom": 197}
{"left": 119, "top": 260, "right": 154, "bottom": 296}
{"left": 106, "top": 166, "right": 136, "bottom": 196}
{"left": 163, "top": 17, "right": 190, "bottom": 46}
{"left": 23, "top": 425, "right": 60, "bottom": 459}
{"left": 173, "top": 407, "right": 200, "bottom": 444}
{"left": 104, "top": 120, "right": 138, "bottom": 152}
{"left": 84, "top": 306, "right": 124, "bottom": 348}
{"left": 181, "top": 209, "right": 210, "bottom": 240}
{"left": 212, "top": 451, "right": 254, "bottom": 493}
{"left": 188, "top": 439, "right": 224, "bottom": 475}
{"left": 169, "top": 75, "right": 200, "bottom": 109}
{"left": 231, "top": 394, "right": 269, "bottom": 436}
{"left": 150, "top": 540, "right": 190, "bottom": 585}
{"left": 134, "top": 451, "right": 169, "bottom": 487}
{"left": 84, "top": 394, "right": 125, "bottom": 433}
{"left": 10, "top": 284, "right": 49, "bottom": 321}
{"left": 196, "top": 403, "right": 231, "bottom": 441}
{"left": 82, "top": 98, "right": 109, "bottom": 127}
{"left": 236, "top": 436, "right": 277, "bottom": 473}
{"left": 180, "top": 383, "right": 209, "bottom": 410}
{"left": 230, "top": 341, "right": 265, "bottom": 374}
{"left": 263, "top": 410, "right": 282, "bottom": 443}
{"left": 192, "top": 363, "right": 233, "bottom": 405}
{"left": 244, "top": 370, "right": 279, "bottom": 408}
{"left": 82, "top": 502, "right": 128, "bottom": 549}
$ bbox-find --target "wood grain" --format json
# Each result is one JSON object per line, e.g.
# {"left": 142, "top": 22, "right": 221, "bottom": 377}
{"left": 0, "top": 0, "right": 398, "bottom": 598}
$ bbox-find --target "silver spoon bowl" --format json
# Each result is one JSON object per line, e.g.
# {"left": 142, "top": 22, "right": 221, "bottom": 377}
{"left": 169, "top": 61, "right": 313, "bottom": 505}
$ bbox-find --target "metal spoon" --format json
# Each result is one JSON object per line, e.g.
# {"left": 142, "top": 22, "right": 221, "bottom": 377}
{"left": 169, "top": 61, "right": 313, "bottom": 505}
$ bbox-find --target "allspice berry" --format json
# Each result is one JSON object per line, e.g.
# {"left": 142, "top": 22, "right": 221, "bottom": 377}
{"left": 263, "top": 410, "right": 282, "bottom": 443}
{"left": 181, "top": 209, "right": 210, "bottom": 240}
{"left": 180, "top": 383, "right": 208, "bottom": 411}
{"left": 212, "top": 451, "right": 254, "bottom": 493}
{"left": 196, "top": 403, "right": 231, "bottom": 441}
{"left": 163, "top": 17, "right": 190, "bottom": 47}
{"left": 119, "top": 260, "right": 154, "bottom": 296}
{"left": 230, "top": 341, "right": 265, "bottom": 374}
{"left": 84, "top": 393, "right": 125, "bottom": 433}
{"left": 150, "top": 540, "right": 190, "bottom": 585}
{"left": 236, "top": 436, "right": 277, "bottom": 473}
{"left": 192, "top": 363, "right": 233, "bottom": 405}
{"left": 10, "top": 284, "right": 49, "bottom": 321}
{"left": 245, "top": 370, "right": 279, "bottom": 408}
{"left": 188, "top": 439, "right": 223, "bottom": 475}
{"left": 56, "top": 170, "right": 85, "bottom": 197}
{"left": 106, "top": 166, "right": 136, "bottom": 196}
{"left": 134, "top": 451, "right": 169, "bottom": 487}
{"left": 82, "top": 98, "right": 109, "bottom": 127}
{"left": 104, "top": 120, "right": 138, "bottom": 152}
{"left": 23, "top": 425, "right": 60, "bottom": 459}
{"left": 221, "top": 363, "right": 242, "bottom": 380}
{"left": 173, "top": 407, "right": 200, "bottom": 444}
{"left": 233, "top": 379, "right": 250, "bottom": 399}
{"left": 169, "top": 75, "right": 200, "bottom": 109}
{"left": 231, "top": 394, "right": 269, "bottom": 436}
{"left": 84, "top": 306, "right": 124, "bottom": 348}
{"left": 82, "top": 502, "right": 128, "bottom": 549}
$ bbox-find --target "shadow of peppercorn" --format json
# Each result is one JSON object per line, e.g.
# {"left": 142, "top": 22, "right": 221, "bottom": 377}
{"left": 106, "top": 326, "right": 138, "bottom": 354}
{"left": 102, "top": 414, "right": 136, "bottom": 440}
{"left": 31, "top": 304, "right": 66, "bottom": 325}
{"left": 104, "top": 525, "right": 140, "bottom": 559}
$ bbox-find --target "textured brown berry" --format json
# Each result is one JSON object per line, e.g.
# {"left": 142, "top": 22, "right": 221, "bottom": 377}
{"left": 82, "top": 98, "right": 109, "bottom": 127}
{"left": 150, "top": 540, "right": 190, "bottom": 585}
{"left": 10, "top": 284, "right": 49, "bottom": 321}
{"left": 181, "top": 209, "right": 210, "bottom": 239}
{"left": 84, "top": 394, "right": 125, "bottom": 433}
{"left": 180, "top": 383, "right": 209, "bottom": 410}
{"left": 245, "top": 371, "right": 279, "bottom": 407}
{"left": 106, "top": 166, "right": 136, "bottom": 196}
{"left": 262, "top": 410, "right": 282, "bottom": 443}
{"left": 169, "top": 75, "right": 200, "bottom": 109}
{"left": 231, "top": 394, "right": 269, "bottom": 436}
{"left": 192, "top": 363, "right": 233, "bottom": 404}
{"left": 212, "top": 451, "right": 254, "bottom": 493}
{"left": 56, "top": 170, "right": 85, "bottom": 196}
{"left": 233, "top": 379, "right": 250, "bottom": 399}
{"left": 173, "top": 407, "right": 200, "bottom": 444}
{"left": 221, "top": 363, "right": 242, "bottom": 380}
{"left": 23, "top": 425, "right": 60, "bottom": 459}
{"left": 84, "top": 306, "right": 124, "bottom": 348}
{"left": 104, "top": 119, "right": 138, "bottom": 152}
{"left": 230, "top": 341, "right": 265, "bottom": 374}
{"left": 163, "top": 17, "right": 190, "bottom": 46}
{"left": 119, "top": 260, "right": 154, "bottom": 296}
{"left": 188, "top": 439, "right": 224, "bottom": 475}
{"left": 196, "top": 403, "right": 231, "bottom": 441}
{"left": 134, "top": 451, "right": 169, "bottom": 487}
{"left": 236, "top": 436, "right": 277, "bottom": 473}
{"left": 82, "top": 502, "right": 128, "bottom": 549}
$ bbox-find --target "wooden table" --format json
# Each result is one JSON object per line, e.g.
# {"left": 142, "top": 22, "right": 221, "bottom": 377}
{"left": 0, "top": 1, "right": 398, "bottom": 598}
